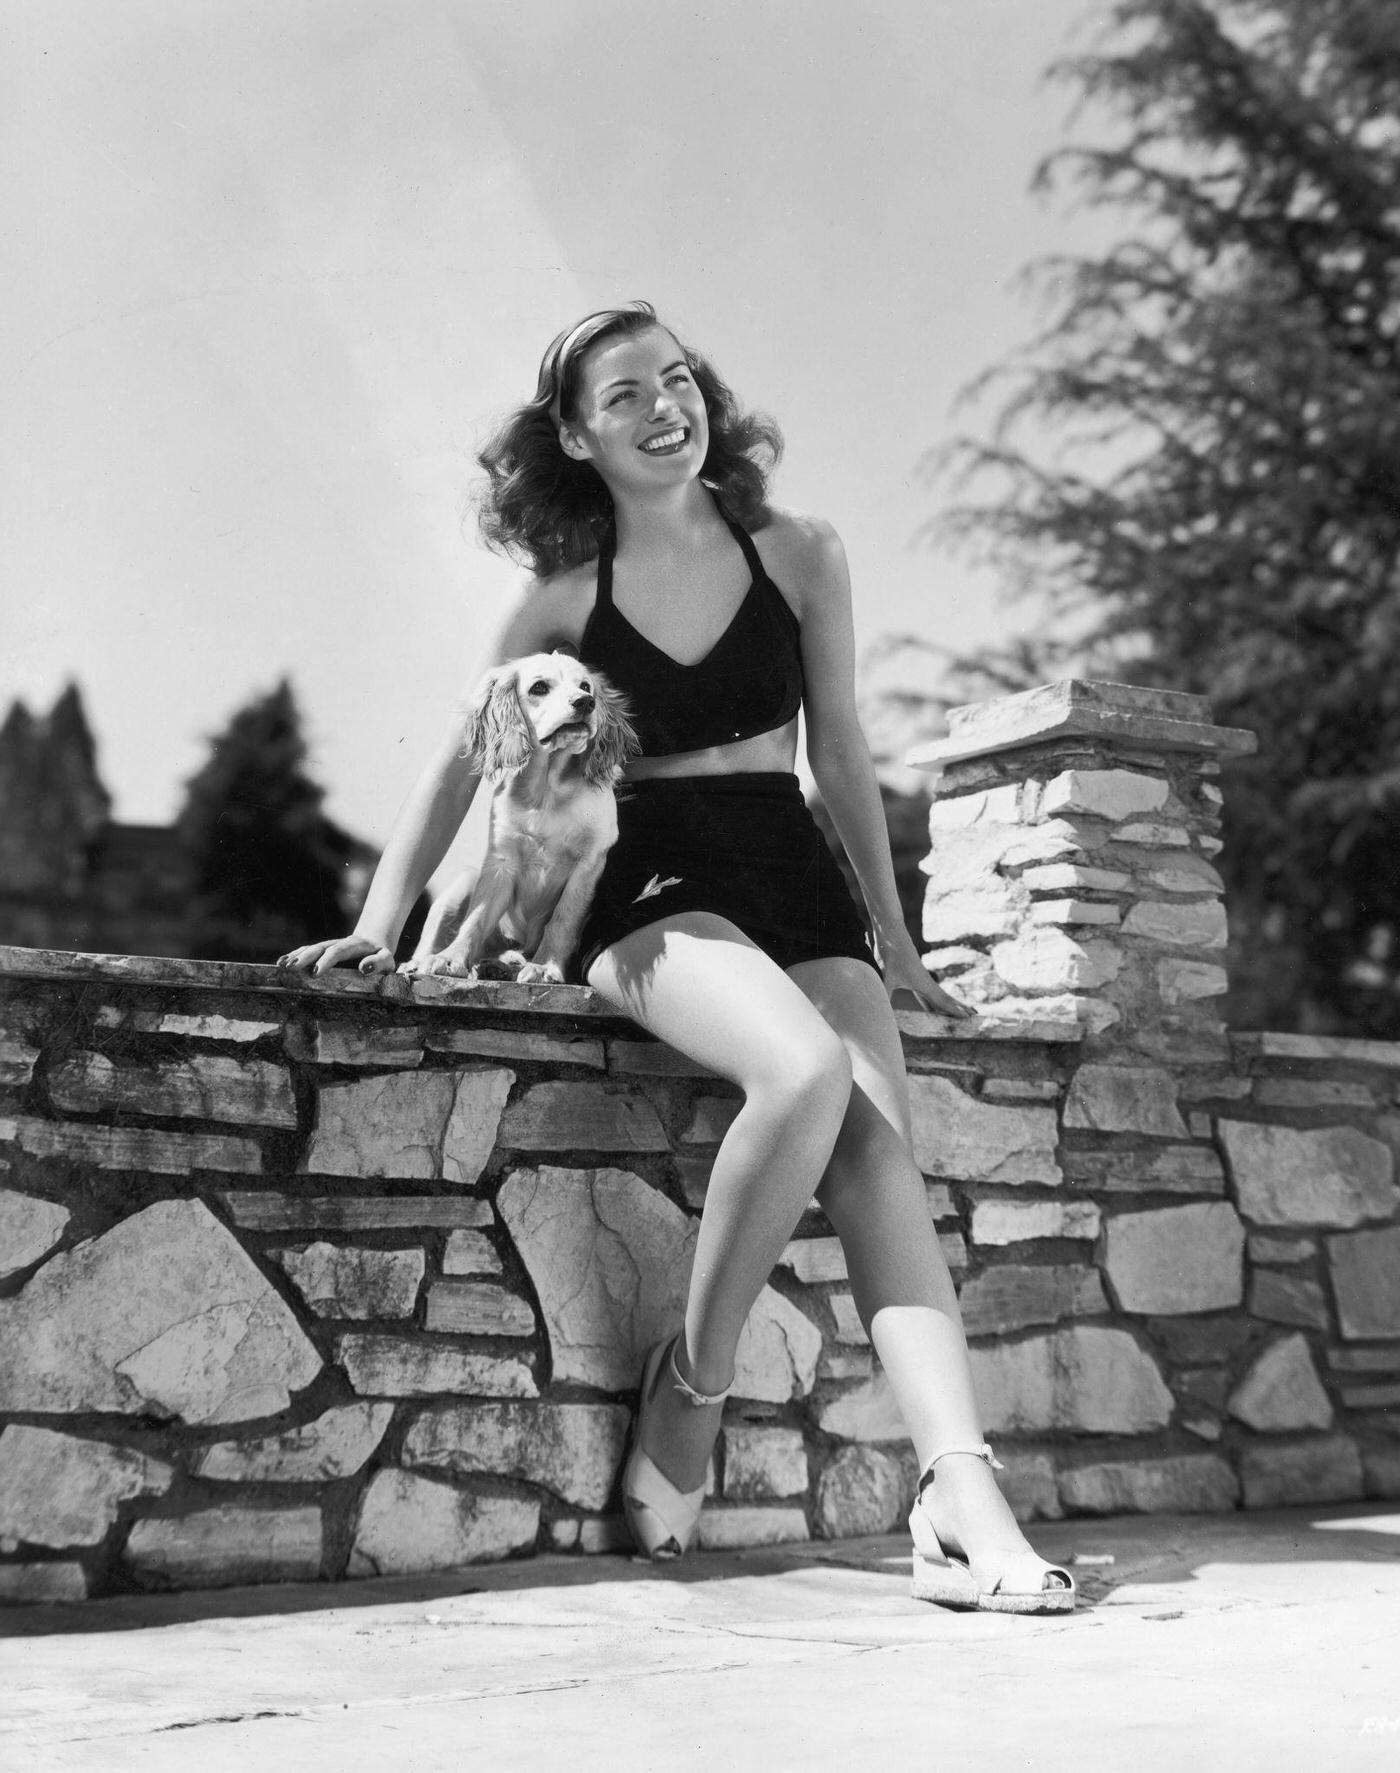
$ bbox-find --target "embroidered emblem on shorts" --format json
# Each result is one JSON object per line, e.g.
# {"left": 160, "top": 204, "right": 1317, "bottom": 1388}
{"left": 633, "top": 874, "right": 682, "bottom": 904}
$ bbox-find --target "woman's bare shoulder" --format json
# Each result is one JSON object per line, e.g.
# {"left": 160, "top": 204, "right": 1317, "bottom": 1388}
{"left": 751, "top": 508, "right": 848, "bottom": 607}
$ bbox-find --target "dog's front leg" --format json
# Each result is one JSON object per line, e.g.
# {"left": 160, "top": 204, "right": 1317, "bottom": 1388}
{"left": 398, "top": 867, "right": 479, "bottom": 976}
{"left": 514, "top": 850, "right": 609, "bottom": 985}
{"left": 427, "top": 858, "right": 514, "bottom": 977}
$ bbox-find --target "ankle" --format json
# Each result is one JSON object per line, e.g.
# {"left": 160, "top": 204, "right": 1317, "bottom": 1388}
{"left": 673, "top": 1337, "right": 733, "bottom": 1402}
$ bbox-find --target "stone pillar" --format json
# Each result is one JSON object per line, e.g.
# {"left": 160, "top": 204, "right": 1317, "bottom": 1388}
{"left": 907, "top": 680, "right": 1256, "bottom": 1065}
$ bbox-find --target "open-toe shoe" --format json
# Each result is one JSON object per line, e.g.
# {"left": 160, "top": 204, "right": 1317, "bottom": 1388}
{"left": 909, "top": 1444, "right": 1076, "bottom": 1615}
{"left": 622, "top": 1334, "right": 731, "bottom": 1561}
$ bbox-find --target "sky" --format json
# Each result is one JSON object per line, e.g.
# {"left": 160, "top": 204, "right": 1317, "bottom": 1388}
{"left": 2, "top": 0, "right": 1106, "bottom": 877}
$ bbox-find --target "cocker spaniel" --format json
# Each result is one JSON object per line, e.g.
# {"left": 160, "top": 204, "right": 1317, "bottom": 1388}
{"left": 401, "top": 651, "right": 637, "bottom": 983}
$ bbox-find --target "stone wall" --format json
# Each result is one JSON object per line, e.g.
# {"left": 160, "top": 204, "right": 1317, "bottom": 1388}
{"left": 1, "top": 681, "right": 1398, "bottom": 1603}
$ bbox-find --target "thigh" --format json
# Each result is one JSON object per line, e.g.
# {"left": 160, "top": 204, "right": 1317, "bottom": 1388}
{"left": 587, "top": 912, "right": 847, "bottom": 1090}
{"left": 785, "top": 956, "right": 913, "bottom": 1147}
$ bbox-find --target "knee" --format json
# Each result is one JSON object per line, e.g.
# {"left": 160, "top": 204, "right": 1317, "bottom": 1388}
{"left": 761, "top": 1029, "right": 852, "bottom": 1127}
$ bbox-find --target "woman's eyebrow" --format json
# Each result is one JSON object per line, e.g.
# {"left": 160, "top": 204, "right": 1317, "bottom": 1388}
{"left": 598, "top": 359, "right": 689, "bottom": 395}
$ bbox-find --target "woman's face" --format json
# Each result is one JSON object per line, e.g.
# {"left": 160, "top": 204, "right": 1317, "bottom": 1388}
{"left": 559, "top": 325, "right": 709, "bottom": 493}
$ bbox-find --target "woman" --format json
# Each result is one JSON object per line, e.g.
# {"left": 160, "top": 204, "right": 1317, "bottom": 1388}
{"left": 280, "top": 303, "right": 1073, "bottom": 1612}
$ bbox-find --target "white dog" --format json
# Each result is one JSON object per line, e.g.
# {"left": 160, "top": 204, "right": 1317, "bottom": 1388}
{"left": 401, "top": 652, "right": 637, "bottom": 983}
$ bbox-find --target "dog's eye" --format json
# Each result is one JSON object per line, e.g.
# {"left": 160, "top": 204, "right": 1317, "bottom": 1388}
{"left": 527, "top": 680, "right": 551, "bottom": 697}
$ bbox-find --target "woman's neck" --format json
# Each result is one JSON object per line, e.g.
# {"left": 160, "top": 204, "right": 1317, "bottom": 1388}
{"left": 611, "top": 482, "right": 725, "bottom": 561}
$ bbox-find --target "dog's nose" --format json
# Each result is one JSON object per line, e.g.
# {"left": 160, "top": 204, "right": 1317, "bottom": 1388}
{"left": 572, "top": 693, "right": 595, "bottom": 714}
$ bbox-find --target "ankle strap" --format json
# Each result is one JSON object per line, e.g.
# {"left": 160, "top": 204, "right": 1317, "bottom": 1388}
{"left": 669, "top": 1340, "right": 732, "bottom": 1407}
{"left": 918, "top": 1442, "right": 1005, "bottom": 1493}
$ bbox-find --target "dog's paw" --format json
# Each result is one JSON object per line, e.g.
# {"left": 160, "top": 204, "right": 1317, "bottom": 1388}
{"left": 396, "top": 957, "right": 430, "bottom": 977}
{"left": 514, "top": 958, "right": 566, "bottom": 985}
{"left": 427, "top": 954, "right": 477, "bottom": 979}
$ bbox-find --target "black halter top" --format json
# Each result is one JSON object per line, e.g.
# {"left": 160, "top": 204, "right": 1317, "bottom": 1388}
{"left": 579, "top": 518, "right": 804, "bottom": 757}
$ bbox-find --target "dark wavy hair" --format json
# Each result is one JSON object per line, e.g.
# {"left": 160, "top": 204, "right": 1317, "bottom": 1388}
{"left": 475, "top": 301, "right": 784, "bottom": 578}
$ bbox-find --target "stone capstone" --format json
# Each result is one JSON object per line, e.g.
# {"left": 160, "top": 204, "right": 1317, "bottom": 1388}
{"left": 0, "top": 1426, "right": 173, "bottom": 1550}
{"left": 722, "top": 1425, "right": 809, "bottom": 1501}
{"left": 1219, "top": 1122, "right": 1397, "bottom": 1227}
{"left": 957, "top": 1264, "right": 1107, "bottom": 1337}
{"left": 0, "top": 1199, "right": 322, "bottom": 1423}
{"left": 302, "top": 1067, "right": 513, "bottom": 1183}
{"left": 1326, "top": 1226, "right": 1400, "bottom": 1339}
{"left": 1063, "top": 1064, "right": 1187, "bottom": 1138}
{"left": 403, "top": 1402, "right": 629, "bottom": 1510}
{"left": 1058, "top": 1454, "right": 1238, "bottom": 1515}
{"left": 815, "top": 1445, "right": 905, "bottom": 1538}
{"left": 0, "top": 1188, "right": 70, "bottom": 1280}
{"left": 907, "top": 1075, "right": 1060, "bottom": 1184}
{"left": 348, "top": 1471, "right": 539, "bottom": 1575}
{"left": 1228, "top": 1333, "right": 1333, "bottom": 1431}
{"left": 48, "top": 1051, "right": 297, "bottom": 1128}
{"left": 124, "top": 1505, "right": 323, "bottom": 1587}
{"left": 971, "top": 1326, "right": 1174, "bottom": 1434}
{"left": 273, "top": 1243, "right": 425, "bottom": 1319}
{"left": 337, "top": 1335, "right": 537, "bottom": 1398}
{"left": 1102, "top": 1201, "right": 1244, "bottom": 1314}
{"left": 499, "top": 1081, "right": 667, "bottom": 1152}
{"left": 1239, "top": 1435, "right": 1363, "bottom": 1509}
{"left": 193, "top": 1403, "right": 394, "bottom": 1483}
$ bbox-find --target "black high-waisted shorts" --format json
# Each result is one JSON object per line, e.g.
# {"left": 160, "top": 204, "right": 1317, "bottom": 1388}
{"left": 575, "top": 772, "right": 877, "bottom": 983}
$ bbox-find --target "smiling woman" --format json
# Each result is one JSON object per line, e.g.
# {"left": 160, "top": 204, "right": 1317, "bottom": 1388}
{"left": 477, "top": 302, "right": 781, "bottom": 578}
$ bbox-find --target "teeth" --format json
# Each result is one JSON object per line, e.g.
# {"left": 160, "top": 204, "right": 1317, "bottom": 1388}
{"left": 642, "top": 428, "right": 686, "bottom": 452}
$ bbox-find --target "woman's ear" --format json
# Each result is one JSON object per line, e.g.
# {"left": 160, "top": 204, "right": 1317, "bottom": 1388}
{"left": 464, "top": 667, "right": 532, "bottom": 780}
{"left": 585, "top": 678, "right": 640, "bottom": 787}
{"left": 558, "top": 422, "right": 592, "bottom": 463}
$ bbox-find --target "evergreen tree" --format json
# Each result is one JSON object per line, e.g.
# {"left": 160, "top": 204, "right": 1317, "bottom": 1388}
{"left": 177, "top": 681, "right": 363, "bottom": 962}
{"left": 939, "top": 0, "right": 1400, "bottom": 1034}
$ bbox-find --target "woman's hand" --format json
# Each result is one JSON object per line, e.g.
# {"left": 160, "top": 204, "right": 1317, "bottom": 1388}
{"left": 276, "top": 936, "right": 396, "bottom": 976}
{"left": 879, "top": 929, "right": 976, "bottom": 1020}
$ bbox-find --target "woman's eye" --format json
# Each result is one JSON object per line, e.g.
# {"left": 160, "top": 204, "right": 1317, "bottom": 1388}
{"left": 607, "top": 390, "right": 636, "bottom": 406}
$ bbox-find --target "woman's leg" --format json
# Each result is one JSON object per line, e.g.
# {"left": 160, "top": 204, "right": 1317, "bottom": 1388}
{"left": 787, "top": 956, "right": 1063, "bottom": 1588}
{"left": 588, "top": 913, "right": 854, "bottom": 1491}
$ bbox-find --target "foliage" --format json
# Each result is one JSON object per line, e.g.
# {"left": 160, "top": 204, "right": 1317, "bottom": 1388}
{"left": 177, "top": 681, "right": 366, "bottom": 962}
{"left": 938, "top": 0, "right": 1400, "bottom": 1033}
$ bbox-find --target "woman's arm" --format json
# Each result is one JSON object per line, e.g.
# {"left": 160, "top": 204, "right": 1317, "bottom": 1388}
{"left": 278, "top": 576, "right": 567, "bottom": 975}
{"left": 789, "top": 517, "right": 970, "bottom": 1017}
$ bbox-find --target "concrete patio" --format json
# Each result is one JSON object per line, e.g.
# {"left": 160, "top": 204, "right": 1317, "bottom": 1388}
{"left": 4, "top": 1503, "right": 1398, "bottom": 1773}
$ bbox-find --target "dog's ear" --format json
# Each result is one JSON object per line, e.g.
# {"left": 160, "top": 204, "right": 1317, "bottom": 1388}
{"left": 585, "top": 677, "right": 640, "bottom": 787}
{"left": 463, "top": 666, "right": 532, "bottom": 780}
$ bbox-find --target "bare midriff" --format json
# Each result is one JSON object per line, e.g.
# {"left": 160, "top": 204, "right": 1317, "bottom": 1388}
{"left": 624, "top": 718, "right": 799, "bottom": 782}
